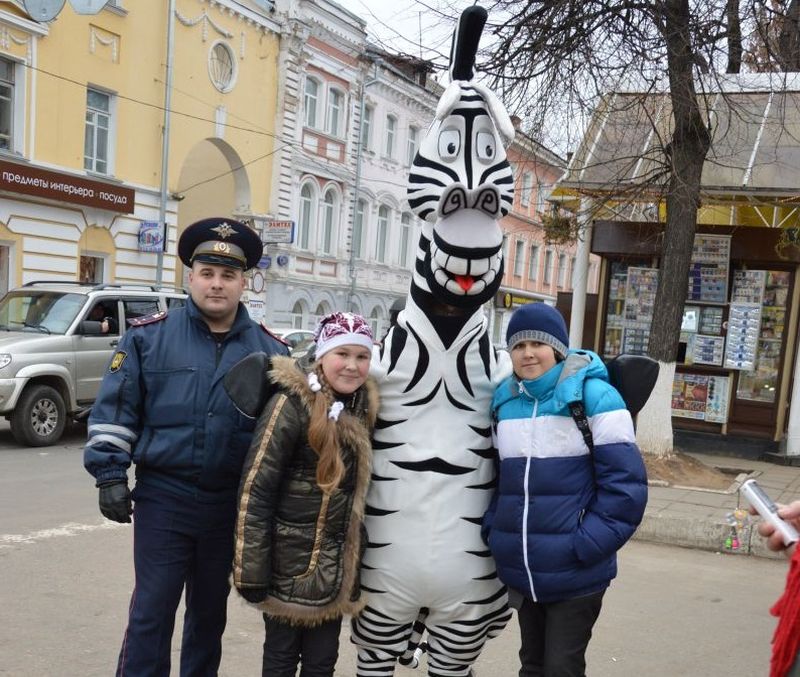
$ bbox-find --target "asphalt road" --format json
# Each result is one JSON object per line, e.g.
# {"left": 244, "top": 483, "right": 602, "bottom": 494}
{"left": 0, "top": 423, "right": 790, "bottom": 676}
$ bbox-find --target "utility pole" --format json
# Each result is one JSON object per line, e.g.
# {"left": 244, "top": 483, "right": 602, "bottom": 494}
{"left": 156, "top": 0, "right": 176, "bottom": 286}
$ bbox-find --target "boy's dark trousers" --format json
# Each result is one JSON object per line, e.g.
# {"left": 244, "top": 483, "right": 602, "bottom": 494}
{"left": 262, "top": 614, "right": 342, "bottom": 677}
{"left": 517, "top": 590, "right": 605, "bottom": 677}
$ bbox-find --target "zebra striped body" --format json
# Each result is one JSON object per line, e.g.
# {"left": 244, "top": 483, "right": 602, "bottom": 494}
{"left": 352, "top": 296, "right": 512, "bottom": 676}
{"left": 352, "top": 10, "right": 516, "bottom": 674}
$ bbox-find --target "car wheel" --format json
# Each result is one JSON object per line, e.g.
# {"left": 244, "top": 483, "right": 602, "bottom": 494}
{"left": 10, "top": 384, "right": 67, "bottom": 447}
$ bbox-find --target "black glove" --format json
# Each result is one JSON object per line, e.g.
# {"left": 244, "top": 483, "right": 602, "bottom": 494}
{"left": 98, "top": 480, "right": 132, "bottom": 523}
{"left": 238, "top": 587, "right": 269, "bottom": 603}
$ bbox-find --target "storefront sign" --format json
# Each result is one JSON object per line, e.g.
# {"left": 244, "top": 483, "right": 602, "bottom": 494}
{"left": 138, "top": 221, "right": 164, "bottom": 252}
{"left": 495, "top": 292, "right": 539, "bottom": 309}
{"left": 257, "top": 219, "right": 295, "bottom": 244}
{"left": 0, "top": 159, "right": 135, "bottom": 213}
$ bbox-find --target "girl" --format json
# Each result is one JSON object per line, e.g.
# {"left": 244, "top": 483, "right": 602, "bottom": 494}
{"left": 233, "top": 312, "right": 378, "bottom": 676}
{"left": 483, "top": 302, "right": 647, "bottom": 677}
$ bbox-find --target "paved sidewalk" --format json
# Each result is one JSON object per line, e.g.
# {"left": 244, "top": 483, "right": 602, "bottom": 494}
{"left": 635, "top": 451, "right": 800, "bottom": 558}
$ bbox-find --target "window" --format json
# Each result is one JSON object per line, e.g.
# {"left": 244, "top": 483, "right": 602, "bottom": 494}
{"left": 0, "top": 58, "right": 14, "bottom": 151}
{"left": 536, "top": 182, "right": 548, "bottom": 212}
{"left": 543, "top": 250, "right": 553, "bottom": 284}
{"left": 304, "top": 78, "right": 319, "bottom": 128}
{"left": 352, "top": 199, "right": 366, "bottom": 259}
{"left": 385, "top": 115, "right": 397, "bottom": 157}
{"left": 570, "top": 256, "right": 576, "bottom": 287}
{"left": 291, "top": 301, "right": 307, "bottom": 329}
{"left": 79, "top": 255, "right": 105, "bottom": 283}
{"left": 123, "top": 298, "right": 160, "bottom": 324}
{"left": 513, "top": 240, "right": 525, "bottom": 277}
{"left": 298, "top": 183, "right": 314, "bottom": 249}
{"left": 321, "top": 189, "right": 336, "bottom": 255}
{"left": 361, "top": 105, "right": 373, "bottom": 149}
{"left": 376, "top": 206, "right": 389, "bottom": 263}
{"left": 528, "top": 245, "right": 539, "bottom": 281}
{"left": 84, "top": 88, "right": 112, "bottom": 174}
{"left": 521, "top": 172, "right": 533, "bottom": 207}
{"left": 400, "top": 213, "right": 413, "bottom": 268}
{"left": 406, "top": 126, "right": 419, "bottom": 165}
{"left": 208, "top": 42, "right": 236, "bottom": 92}
{"left": 557, "top": 254, "right": 567, "bottom": 287}
{"left": 314, "top": 302, "right": 330, "bottom": 328}
{"left": 327, "top": 88, "right": 344, "bottom": 137}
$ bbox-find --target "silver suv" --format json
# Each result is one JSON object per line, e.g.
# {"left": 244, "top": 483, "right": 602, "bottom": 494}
{"left": 0, "top": 281, "right": 187, "bottom": 446}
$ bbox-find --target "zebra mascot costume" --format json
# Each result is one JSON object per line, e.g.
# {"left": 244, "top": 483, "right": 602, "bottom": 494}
{"left": 352, "top": 7, "right": 515, "bottom": 676}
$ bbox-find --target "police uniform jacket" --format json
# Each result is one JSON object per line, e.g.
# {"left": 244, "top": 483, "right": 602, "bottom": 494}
{"left": 84, "top": 298, "right": 288, "bottom": 501}
{"left": 233, "top": 356, "right": 378, "bottom": 625}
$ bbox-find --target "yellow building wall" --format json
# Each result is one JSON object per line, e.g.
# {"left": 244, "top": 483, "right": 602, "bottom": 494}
{"left": 29, "top": 0, "right": 279, "bottom": 215}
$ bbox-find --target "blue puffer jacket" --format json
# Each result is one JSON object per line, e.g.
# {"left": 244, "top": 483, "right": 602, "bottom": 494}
{"left": 483, "top": 350, "right": 647, "bottom": 604}
{"left": 84, "top": 298, "right": 288, "bottom": 501}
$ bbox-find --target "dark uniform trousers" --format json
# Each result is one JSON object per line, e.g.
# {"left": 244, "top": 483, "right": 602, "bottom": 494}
{"left": 116, "top": 485, "right": 237, "bottom": 677}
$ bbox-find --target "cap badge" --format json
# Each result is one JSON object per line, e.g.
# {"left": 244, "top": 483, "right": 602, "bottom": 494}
{"left": 213, "top": 242, "right": 231, "bottom": 254}
{"left": 211, "top": 222, "right": 236, "bottom": 239}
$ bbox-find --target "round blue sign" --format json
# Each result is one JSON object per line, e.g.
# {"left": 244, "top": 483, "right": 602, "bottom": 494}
{"left": 277, "top": 255, "right": 289, "bottom": 267}
{"left": 257, "top": 255, "right": 272, "bottom": 269}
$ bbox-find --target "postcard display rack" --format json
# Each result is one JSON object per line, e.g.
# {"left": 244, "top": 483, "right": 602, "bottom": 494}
{"left": 604, "top": 235, "right": 745, "bottom": 423}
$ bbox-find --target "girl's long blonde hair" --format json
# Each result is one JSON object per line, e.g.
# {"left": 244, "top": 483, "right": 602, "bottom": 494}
{"left": 307, "top": 365, "right": 345, "bottom": 494}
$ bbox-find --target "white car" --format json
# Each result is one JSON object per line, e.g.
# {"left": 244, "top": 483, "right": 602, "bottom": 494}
{"left": 274, "top": 328, "right": 314, "bottom": 350}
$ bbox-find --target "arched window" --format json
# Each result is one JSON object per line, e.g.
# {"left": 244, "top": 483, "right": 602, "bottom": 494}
{"left": 400, "top": 212, "right": 413, "bottom": 268}
{"left": 321, "top": 189, "right": 337, "bottom": 255}
{"left": 376, "top": 205, "right": 389, "bottom": 263}
{"left": 352, "top": 199, "right": 366, "bottom": 259}
{"left": 369, "top": 306, "right": 384, "bottom": 339}
{"left": 314, "top": 302, "right": 331, "bottom": 328}
{"left": 298, "top": 183, "right": 314, "bottom": 250}
{"left": 291, "top": 300, "right": 307, "bottom": 330}
{"left": 304, "top": 78, "right": 319, "bottom": 128}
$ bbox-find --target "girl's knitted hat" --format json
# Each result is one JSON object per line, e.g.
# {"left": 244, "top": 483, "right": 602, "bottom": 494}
{"left": 506, "top": 303, "right": 569, "bottom": 357}
{"left": 314, "top": 312, "right": 374, "bottom": 359}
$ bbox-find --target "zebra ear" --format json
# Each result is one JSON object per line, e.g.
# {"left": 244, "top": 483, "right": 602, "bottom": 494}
{"left": 448, "top": 5, "right": 488, "bottom": 82}
{"left": 471, "top": 82, "right": 516, "bottom": 147}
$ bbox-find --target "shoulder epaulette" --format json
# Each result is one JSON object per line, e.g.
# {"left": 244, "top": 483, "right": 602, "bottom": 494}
{"left": 260, "top": 321, "right": 290, "bottom": 346}
{"left": 128, "top": 310, "right": 168, "bottom": 327}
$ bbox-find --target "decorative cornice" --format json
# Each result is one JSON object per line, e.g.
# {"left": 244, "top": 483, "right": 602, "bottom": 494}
{"left": 0, "top": 9, "right": 48, "bottom": 37}
{"left": 176, "top": 8, "right": 234, "bottom": 40}
{"left": 0, "top": 23, "right": 33, "bottom": 61}
{"left": 89, "top": 26, "right": 119, "bottom": 63}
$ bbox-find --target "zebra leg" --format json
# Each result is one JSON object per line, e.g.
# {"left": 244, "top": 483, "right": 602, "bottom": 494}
{"left": 423, "top": 604, "right": 513, "bottom": 677}
{"left": 352, "top": 604, "right": 418, "bottom": 676}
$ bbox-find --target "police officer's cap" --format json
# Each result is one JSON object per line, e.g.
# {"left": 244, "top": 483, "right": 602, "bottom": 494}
{"left": 178, "top": 217, "right": 263, "bottom": 270}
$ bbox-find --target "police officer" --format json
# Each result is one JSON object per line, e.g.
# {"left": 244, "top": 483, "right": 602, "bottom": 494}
{"left": 84, "top": 217, "right": 288, "bottom": 677}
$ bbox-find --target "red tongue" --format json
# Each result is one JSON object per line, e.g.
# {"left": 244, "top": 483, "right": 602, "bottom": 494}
{"left": 455, "top": 275, "right": 474, "bottom": 291}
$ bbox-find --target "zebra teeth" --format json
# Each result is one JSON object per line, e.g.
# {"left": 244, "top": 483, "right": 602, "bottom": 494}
{"left": 467, "top": 277, "right": 488, "bottom": 295}
{"left": 468, "top": 257, "right": 490, "bottom": 276}
{"left": 434, "top": 267, "right": 451, "bottom": 287}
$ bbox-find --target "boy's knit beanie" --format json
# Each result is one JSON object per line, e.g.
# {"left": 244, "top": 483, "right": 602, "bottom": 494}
{"left": 506, "top": 303, "right": 569, "bottom": 357}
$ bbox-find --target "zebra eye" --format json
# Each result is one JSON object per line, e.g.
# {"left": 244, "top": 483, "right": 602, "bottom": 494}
{"left": 476, "top": 132, "right": 496, "bottom": 162}
{"left": 438, "top": 130, "right": 461, "bottom": 160}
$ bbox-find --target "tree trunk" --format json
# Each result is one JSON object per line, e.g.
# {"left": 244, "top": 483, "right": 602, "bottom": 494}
{"left": 778, "top": 0, "right": 800, "bottom": 70}
{"left": 637, "top": 0, "right": 711, "bottom": 458}
{"left": 726, "top": 0, "right": 742, "bottom": 73}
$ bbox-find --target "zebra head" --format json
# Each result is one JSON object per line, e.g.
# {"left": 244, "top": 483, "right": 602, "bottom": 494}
{"left": 406, "top": 10, "right": 515, "bottom": 309}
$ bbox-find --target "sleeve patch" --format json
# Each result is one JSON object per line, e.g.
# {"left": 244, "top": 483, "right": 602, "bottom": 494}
{"left": 109, "top": 351, "right": 127, "bottom": 373}
{"left": 128, "top": 310, "right": 168, "bottom": 327}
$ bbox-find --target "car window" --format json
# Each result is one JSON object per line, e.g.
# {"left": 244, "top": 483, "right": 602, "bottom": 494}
{"left": 0, "top": 291, "right": 85, "bottom": 334}
{"left": 123, "top": 298, "right": 161, "bottom": 326}
{"left": 283, "top": 331, "right": 310, "bottom": 348}
{"left": 84, "top": 299, "right": 120, "bottom": 335}
{"left": 167, "top": 296, "right": 186, "bottom": 309}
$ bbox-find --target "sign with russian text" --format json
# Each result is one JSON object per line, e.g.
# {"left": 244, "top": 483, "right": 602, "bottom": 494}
{"left": 138, "top": 221, "right": 164, "bottom": 253}
{"left": 0, "top": 159, "right": 135, "bottom": 213}
{"left": 258, "top": 219, "right": 295, "bottom": 244}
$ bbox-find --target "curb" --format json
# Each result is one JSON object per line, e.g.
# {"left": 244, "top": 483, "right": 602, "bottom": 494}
{"left": 633, "top": 512, "right": 784, "bottom": 560}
